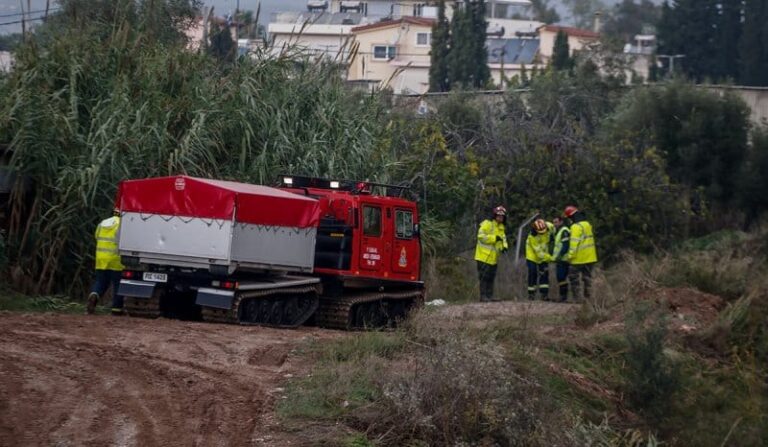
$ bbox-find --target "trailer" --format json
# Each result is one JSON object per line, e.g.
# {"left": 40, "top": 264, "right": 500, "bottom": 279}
{"left": 117, "top": 175, "right": 424, "bottom": 329}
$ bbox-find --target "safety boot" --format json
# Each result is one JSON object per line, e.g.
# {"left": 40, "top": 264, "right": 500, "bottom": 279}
{"left": 86, "top": 292, "right": 98, "bottom": 315}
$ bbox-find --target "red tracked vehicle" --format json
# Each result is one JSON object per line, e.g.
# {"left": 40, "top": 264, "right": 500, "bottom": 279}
{"left": 116, "top": 175, "right": 424, "bottom": 329}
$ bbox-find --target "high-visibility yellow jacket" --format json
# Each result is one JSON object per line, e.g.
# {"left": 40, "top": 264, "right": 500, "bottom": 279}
{"left": 552, "top": 226, "right": 571, "bottom": 261}
{"left": 95, "top": 216, "right": 124, "bottom": 271}
{"left": 566, "top": 220, "right": 598, "bottom": 265}
{"left": 526, "top": 221, "right": 554, "bottom": 264}
{"left": 474, "top": 219, "right": 508, "bottom": 266}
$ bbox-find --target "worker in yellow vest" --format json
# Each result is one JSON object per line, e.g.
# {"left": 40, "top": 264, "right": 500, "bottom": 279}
{"left": 86, "top": 208, "right": 125, "bottom": 315}
{"left": 551, "top": 216, "right": 571, "bottom": 302}
{"left": 526, "top": 218, "right": 554, "bottom": 300}
{"left": 563, "top": 205, "right": 598, "bottom": 301}
{"left": 474, "top": 205, "right": 509, "bottom": 302}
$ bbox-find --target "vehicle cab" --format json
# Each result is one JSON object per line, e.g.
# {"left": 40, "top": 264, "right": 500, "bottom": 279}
{"left": 278, "top": 175, "right": 421, "bottom": 287}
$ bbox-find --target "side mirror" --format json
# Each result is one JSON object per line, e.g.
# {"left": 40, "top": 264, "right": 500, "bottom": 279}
{"left": 413, "top": 223, "right": 420, "bottom": 237}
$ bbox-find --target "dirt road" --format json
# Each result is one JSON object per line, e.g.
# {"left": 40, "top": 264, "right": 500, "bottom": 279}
{"left": 0, "top": 312, "right": 341, "bottom": 447}
{"left": 0, "top": 301, "right": 579, "bottom": 446}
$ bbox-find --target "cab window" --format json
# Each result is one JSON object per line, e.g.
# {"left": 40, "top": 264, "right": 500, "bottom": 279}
{"left": 363, "top": 206, "right": 382, "bottom": 237}
{"left": 395, "top": 209, "right": 414, "bottom": 239}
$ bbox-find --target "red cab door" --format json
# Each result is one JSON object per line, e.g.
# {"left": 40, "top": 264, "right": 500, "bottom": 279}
{"left": 391, "top": 207, "right": 420, "bottom": 280}
{"left": 359, "top": 203, "right": 387, "bottom": 274}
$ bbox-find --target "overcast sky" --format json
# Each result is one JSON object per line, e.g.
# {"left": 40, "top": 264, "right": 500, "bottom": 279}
{"left": 0, "top": 0, "right": 651, "bottom": 35}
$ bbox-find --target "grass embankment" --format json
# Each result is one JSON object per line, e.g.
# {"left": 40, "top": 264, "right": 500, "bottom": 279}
{"left": 278, "top": 230, "right": 768, "bottom": 446}
{"left": 0, "top": 287, "right": 91, "bottom": 314}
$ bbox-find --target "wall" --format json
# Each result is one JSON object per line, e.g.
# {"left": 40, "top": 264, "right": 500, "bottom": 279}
{"left": 391, "top": 85, "right": 768, "bottom": 128}
{"left": 702, "top": 85, "right": 768, "bottom": 127}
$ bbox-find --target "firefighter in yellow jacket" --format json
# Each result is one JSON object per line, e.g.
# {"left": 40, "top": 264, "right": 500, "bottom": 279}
{"left": 563, "top": 205, "right": 598, "bottom": 301}
{"left": 86, "top": 208, "right": 125, "bottom": 315}
{"left": 474, "top": 206, "right": 509, "bottom": 302}
{"left": 526, "top": 218, "right": 554, "bottom": 300}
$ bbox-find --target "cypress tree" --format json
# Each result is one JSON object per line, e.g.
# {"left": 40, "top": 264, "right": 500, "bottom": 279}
{"left": 470, "top": 0, "right": 490, "bottom": 87}
{"left": 448, "top": 2, "right": 472, "bottom": 88}
{"left": 740, "top": 0, "right": 768, "bottom": 86}
{"left": 658, "top": 0, "right": 728, "bottom": 82}
{"left": 552, "top": 30, "right": 573, "bottom": 71}
{"left": 429, "top": 0, "right": 451, "bottom": 92}
{"left": 715, "top": 0, "right": 743, "bottom": 82}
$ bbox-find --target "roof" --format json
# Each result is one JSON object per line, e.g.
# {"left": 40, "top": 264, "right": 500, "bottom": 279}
{"left": 352, "top": 17, "right": 435, "bottom": 33}
{"left": 119, "top": 176, "right": 320, "bottom": 228}
{"left": 539, "top": 25, "right": 599, "bottom": 39}
{"left": 270, "top": 11, "right": 366, "bottom": 26}
{"left": 487, "top": 38, "right": 539, "bottom": 65}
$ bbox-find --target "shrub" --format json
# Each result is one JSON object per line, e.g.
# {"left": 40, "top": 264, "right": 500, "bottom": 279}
{"left": 0, "top": 229, "right": 7, "bottom": 272}
{"left": 624, "top": 303, "right": 681, "bottom": 422}
{"left": 367, "top": 332, "right": 565, "bottom": 446}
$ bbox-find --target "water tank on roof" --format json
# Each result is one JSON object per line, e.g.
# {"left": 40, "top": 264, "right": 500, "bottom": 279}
{"left": 307, "top": 0, "right": 328, "bottom": 12}
{"left": 487, "top": 23, "right": 505, "bottom": 37}
{"left": 340, "top": 1, "right": 362, "bottom": 13}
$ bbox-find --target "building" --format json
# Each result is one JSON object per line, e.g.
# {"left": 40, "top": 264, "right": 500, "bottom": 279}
{"left": 537, "top": 24, "right": 600, "bottom": 64}
{"left": 0, "top": 51, "right": 13, "bottom": 72}
{"left": 487, "top": 37, "right": 540, "bottom": 86}
{"left": 268, "top": 11, "right": 363, "bottom": 60}
{"left": 348, "top": 17, "right": 435, "bottom": 94}
{"left": 623, "top": 34, "right": 656, "bottom": 82}
{"left": 266, "top": 0, "right": 548, "bottom": 93}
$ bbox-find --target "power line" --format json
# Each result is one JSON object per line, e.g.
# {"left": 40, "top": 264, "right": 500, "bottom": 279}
{"left": 0, "top": 7, "right": 60, "bottom": 19}
{"left": 0, "top": 17, "right": 47, "bottom": 27}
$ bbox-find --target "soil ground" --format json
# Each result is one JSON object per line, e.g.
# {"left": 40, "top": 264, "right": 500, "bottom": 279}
{"left": 0, "top": 299, "right": 629, "bottom": 446}
{"left": 0, "top": 312, "right": 342, "bottom": 447}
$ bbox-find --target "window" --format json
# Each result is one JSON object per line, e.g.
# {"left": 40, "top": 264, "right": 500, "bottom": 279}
{"left": 363, "top": 206, "right": 382, "bottom": 236}
{"left": 395, "top": 210, "right": 414, "bottom": 239}
{"left": 416, "top": 32, "right": 431, "bottom": 46}
{"left": 373, "top": 45, "right": 397, "bottom": 60}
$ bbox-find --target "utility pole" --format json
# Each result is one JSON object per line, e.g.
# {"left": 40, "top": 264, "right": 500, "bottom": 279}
{"left": 657, "top": 54, "right": 685, "bottom": 77}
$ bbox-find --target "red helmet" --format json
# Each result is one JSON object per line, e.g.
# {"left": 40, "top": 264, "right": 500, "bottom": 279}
{"left": 493, "top": 205, "right": 507, "bottom": 216}
{"left": 564, "top": 205, "right": 579, "bottom": 218}
{"left": 532, "top": 218, "right": 547, "bottom": 233}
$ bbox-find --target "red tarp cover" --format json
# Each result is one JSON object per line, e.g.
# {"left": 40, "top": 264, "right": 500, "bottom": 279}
{"left": 119, "top": 176, "right": 321, "bottom": 228}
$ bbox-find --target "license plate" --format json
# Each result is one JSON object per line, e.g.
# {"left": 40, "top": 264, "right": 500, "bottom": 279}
{"left": 143, "top": 272, "right": 168, "bottom": 283}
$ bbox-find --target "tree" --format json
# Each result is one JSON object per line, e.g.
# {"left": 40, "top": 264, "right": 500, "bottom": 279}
{"left": 552, "top": 31, "right": 573, "bottom": 71}
{"left": 208, "top": 23, "right": 236, "bottom": 63}
{"left": 562, "top": 0, "right": 606, "bottom": 29}
{"left": 715, "top": 0, "right": 743, "bottom": 82}
{"left": 447, "top": 1, "right": 489, "bottom": 89}
{"left": 609, "top": 82, "right": 751, "bottom": 205}
{"left": 658, "top": 0, "right": 747, "bottom": 83}
{"left": 601, "top": 0, "right": 662, "bottom": 43}
{"left": 740, "top": 0, "right": 768, "bottom": 86}
{"left": 737, "top": 126, "right": 768, "bottom": 221}
{"left": 429, "top": 0, "right": 451, "bottom": 92}
{"left": 470, "top": 0, "right": 490, "bottom": 87}
{"left": 530, "top": 0, "right": 560, "bottom": 24}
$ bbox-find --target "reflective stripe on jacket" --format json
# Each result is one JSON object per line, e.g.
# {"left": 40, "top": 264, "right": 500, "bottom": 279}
{"left": 566, "top": 221, "right": 597, "bottom": 265}
{"left": 95, "top": 216, "right": 124, "bottom": 271}
{"left": 526, "top": 221, "right": 554, "bottom": 264}
{"left": 474, "top": 219, "right": 508, "bottom": 266}
{"left": 553, "top": 226, "right": 570, "bottom": 261}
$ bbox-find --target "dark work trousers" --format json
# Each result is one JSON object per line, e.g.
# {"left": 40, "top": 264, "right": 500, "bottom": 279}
{"left": 477, "top": 261, "right": 498, "bottom": 301}
{"left": 91, "top": 269, "right": 124, "bottom": 310}
{"left": 556, "top": 262, "right": 570, "bottom": 302}
{"left": 526, "top": 260, "right": 549, "bottom": 300}
{"left": 568, "top": 263, "right": 595, "bottom": 301}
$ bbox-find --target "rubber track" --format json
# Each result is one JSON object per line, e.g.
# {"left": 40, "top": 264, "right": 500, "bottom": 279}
{"left": 124, "top": 295, "right": 161, "bottom": 319}
{"left": 200, "top": 285, "right": 319, "bottom": 328}
{"left": 315, "top": 289, "right": 425, "bottom": 330}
